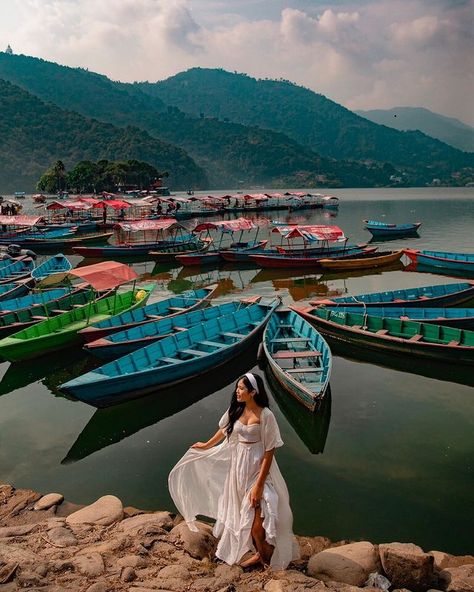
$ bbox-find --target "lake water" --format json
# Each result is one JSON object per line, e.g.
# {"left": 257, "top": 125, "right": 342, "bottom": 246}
{"left": 0, "top": 188, "right": 473, "bottom": 554}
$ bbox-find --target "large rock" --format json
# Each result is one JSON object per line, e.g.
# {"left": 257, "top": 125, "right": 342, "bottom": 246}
{"left": 379, "top": 542, "right": 436, "bottom": 592}
{"left": 66, "top": 495, "right": 123, "bottom": 526}
{"left": 297, "top": 536, "right": 332, "bottom": 561}
{"left": 431, "top": 552, "right": 474, "bottom": 571}
{"left": 74, "top": 553, "right": 105, "bottom": 578}
{"left": 0, "top": 524, "right": 38, "bottom": 537}
{"left": 140, "top": 564, "right": 191, "bottom": 592}
{"left": 0, "top": 488, "right": 40, "bottom": 520}
{"left": 34, "top": 493, "right": 64, "bottom": 511}
{"left": 439, "top": 564, "right": 474, "bottom": 592}
{"left": 264, "top": 570, "right": 326, "bottom": 591}
{"left": 170, "top": 521, "right": 217, "bottom": 560}
{"left": 47, "top": 526, "right": 78, "bottom": 547}
{"left": 308, "top": 541, "right": 380, "bottom": 586}
{"left": 118, "top": 512, "right": 173, "bottom": 535}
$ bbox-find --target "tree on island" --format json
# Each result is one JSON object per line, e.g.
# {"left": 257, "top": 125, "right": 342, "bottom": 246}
{"left": 37, "top": 159, "right": 167, "bottom": 193}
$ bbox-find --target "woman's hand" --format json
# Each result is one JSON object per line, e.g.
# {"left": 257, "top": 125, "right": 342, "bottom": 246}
{"left": 249, "top": 484, "right": 263, "bottom": 508}
{"left": 191, "top": 441, "right": 209, "bottom": 450}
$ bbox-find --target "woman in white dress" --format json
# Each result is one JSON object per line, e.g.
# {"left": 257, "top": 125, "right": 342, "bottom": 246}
{"left": 168, "top": 372, "right": 299, "bottom": 570}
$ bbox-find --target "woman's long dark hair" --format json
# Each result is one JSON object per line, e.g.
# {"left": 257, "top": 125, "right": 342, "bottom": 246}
{"left": 225, "top": 373, "right": 269, "bottom": 437}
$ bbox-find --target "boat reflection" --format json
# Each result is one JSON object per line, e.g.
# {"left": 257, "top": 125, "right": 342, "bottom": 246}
{"left": 61, "top": 342, "right": 260, "bottom": 464}
{"left": 0, "top": 350, "right": 99, "bottom": 399}
{"left": 330, "top": 341, "right": 474, "bottom": 388}
{"left": 404, "top": 262, "right": 474, "bottom": 280}
{"left": 320, "top": 260, "right": 405, "bottom": 282}
{"left": 264, "top": 369, "right": 331, "bottom": 454}
{"left": 368, "top": 232, "right": 420, "bottom": 244}
{"left": 251, "top": 270, "right": 344, "bottom": 301}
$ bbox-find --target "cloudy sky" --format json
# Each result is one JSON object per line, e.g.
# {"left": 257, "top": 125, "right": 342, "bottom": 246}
{"left": 1, "top": 0, "right": 473, "bottom": 125}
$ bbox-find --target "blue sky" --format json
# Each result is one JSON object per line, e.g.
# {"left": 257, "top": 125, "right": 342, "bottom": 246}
{"left": 1, "top": 0, "right": 473, "bottom": 125}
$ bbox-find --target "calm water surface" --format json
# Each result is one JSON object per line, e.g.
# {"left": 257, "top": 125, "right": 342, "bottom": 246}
{"left": 0, "top": 188, "right": 473, "bottom": 554}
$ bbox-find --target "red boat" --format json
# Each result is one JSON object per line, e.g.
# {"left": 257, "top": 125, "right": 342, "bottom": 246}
{"left": 249, "top": 246, "right": 377, "bottom": 268}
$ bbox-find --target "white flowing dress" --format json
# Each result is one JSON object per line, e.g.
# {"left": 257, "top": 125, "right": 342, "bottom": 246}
{"left": 168, "top": 407, "right": 299, "bottom": 569}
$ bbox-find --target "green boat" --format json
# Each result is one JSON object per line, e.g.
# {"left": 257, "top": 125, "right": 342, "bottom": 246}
{"left": 0, "top": 285, "right": 154, "bottom": 362}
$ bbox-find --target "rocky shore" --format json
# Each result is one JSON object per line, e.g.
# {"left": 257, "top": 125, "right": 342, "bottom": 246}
{"left": 0, "top": 484, "right": 472, "bottom": 592}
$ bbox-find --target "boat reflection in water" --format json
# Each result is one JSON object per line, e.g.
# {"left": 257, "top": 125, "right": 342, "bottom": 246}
{"left": 264, "top": 368, "right": 332, "bottom": 455}
{"left": 404, "top": 262, "right": 474, "bottom": 280}
{"left": 62, "top": 342, "right": 260, "bottom": 464}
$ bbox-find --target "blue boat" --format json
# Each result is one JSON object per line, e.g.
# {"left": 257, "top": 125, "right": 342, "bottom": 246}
{"left": 364, "top": 220, "right": 421, "bottom": 238}
{"left": 31, "top": 254, "right": 72, "bottom": 281}
{"left": 0, "top": 287, "right": 71, "bottom": 313}
{"left": 0, "top": 282, "right": 32, "bottom": 302}
{"left": 79, "top": 284, "right": 218, "bottom": 342}
{"left": 60, "top": 299, "right": 279, "bottom": 406}
{"left": 263, "top": 307, "right": 331, "bottom": 411}
{"left": 311, "top": 282, "right": 474, "bottom": 308}
{"left": 404, "top": 249, "right": 474, "bottom": 274}
{"left": 84, "top": 299, "right": 256, "bottom": 359}
{"left": 322, "top": 306, "right": 474, "bottom": 330}
{"left": 0, "top": 258, "right": 35, "bottom": 285}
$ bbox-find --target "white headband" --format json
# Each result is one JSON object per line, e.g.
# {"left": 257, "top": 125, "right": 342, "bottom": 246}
{"left": 244, "top": 372, "right": 259, "bottom": 394}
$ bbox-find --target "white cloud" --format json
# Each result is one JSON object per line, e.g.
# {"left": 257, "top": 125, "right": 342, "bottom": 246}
{"left": 2, "top": 0, "right": 474, "bottom": 125}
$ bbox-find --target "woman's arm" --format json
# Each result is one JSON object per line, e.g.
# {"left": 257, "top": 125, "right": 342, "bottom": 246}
{"left": 191, "top": 429, "right": 225, "bottom": 450}
{"left": 249, "top": 449, "right": 275, "bottom": 507}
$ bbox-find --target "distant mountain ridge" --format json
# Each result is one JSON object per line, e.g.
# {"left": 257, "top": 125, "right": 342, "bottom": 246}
{"left": 138, "top": 68, "right": 474, "bottom": 172}
{"left": 0, "top": 79, "right": 206, "bottom": 192}
{"left": 0, "top": 54, "right": 473, "bottom": 190}
{"left": 356, "top": 107, "right": 474, "bottom": 153}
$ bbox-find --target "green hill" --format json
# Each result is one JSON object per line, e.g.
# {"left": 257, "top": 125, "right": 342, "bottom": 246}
{"left": 138, "top": 68, "right": 474, "bottom": 174}
{"left": 356, "top": 107, "right": 474, "bottom": 153}
{"left": 0, "top": 53, "right": 397, "bottom": 188}
{"left": 0, "top": 79, "right": 207, "bottom": 193}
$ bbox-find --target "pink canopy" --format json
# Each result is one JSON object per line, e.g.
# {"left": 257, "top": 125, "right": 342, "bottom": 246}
{"left": 68, "top": 261, "right": 138, "bottom": 290}
{"left": 193, "top": 218, "right": 256, "bottom": 233}
{"left": 46, "top": 201, "right": 93, "bottom": 211}
{"left": 273, "top": 224, "right": 346, "bottom": 242}
{"left": 116, "top": 218, "right": 179, "bottom": 232}
{"left": 0, "top": 215, "right": 44, "bottom": 227}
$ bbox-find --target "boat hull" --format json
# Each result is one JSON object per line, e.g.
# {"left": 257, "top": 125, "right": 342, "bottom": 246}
{"left": 250, "top": 247, "right": 376, "bottom": 268}
{"left": 364, "top": 221, "right": 421, "bottom": 238}
{"left": 319, "top": 250, "right": 403, "bottom": 270}
{"left": 404, "top": 249, "right": 474, "bottom": 273}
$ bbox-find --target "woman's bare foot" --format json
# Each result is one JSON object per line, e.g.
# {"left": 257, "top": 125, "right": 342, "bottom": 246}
{"left": 239, "top": 552, "right": 261, "bottom": 569}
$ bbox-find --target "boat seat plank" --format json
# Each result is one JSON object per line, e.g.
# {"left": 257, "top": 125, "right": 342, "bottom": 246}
{"left": 222, "top": 332, "right": 244, "bottom": 338}
{"left": 271, "top": 337, "right": 310, "bottom": 343}
{"left": 168, "top": 307, "right": 186, "bottom": 312}
{"left": 199, "top": 340, "right": 226, "bottom": 348}
{"left": 408, "top": 334, "right": 424, "bottom": 342}
{"left": 31, "top": 315, "right": 48, "bottom": 320}
{"left": 272, "top": 350, "right": 321, "bottom": 359}
{"left": 72, "top": 304, "right": 84, "bottom": 308}
{"left": 181, "top": 348, "right": 208, "bottom": 357}
{"left": 448, "top": 340, "right": 460, "bottom": 346}
{"left": 159, "top": 356, "right": 184, "bottom": 364}
{"left": 376, "top": 329, "right": 389, "bottom": 335}
{"left": 286, "top": 367, "right": 323, "bottom": 374}
{"left": 172, "top": 326, "right": 188, "bottom": 332}
{"left": 146, "top": 314, "right": 164, "bottom": 320}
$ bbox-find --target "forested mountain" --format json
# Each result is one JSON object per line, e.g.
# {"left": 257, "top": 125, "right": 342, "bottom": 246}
{"left": 0, "top": 54, "right": 472, "bottom": 189}
{"left": 356, "top": 107, "right": 474, "bottom": 153}
{"left": 0, "top": 79, "right": 207, "bottom": 192}
{"left": 138, "top": 68, "right": 474, "bottom": 174}
{"left": 0, "top": 53, "right": 400, "bottom": 188}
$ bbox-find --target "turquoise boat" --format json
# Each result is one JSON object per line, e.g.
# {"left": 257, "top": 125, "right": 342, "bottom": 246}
{"left": 84, "top": 299, "right": 256, "bottom": 359}
{"left": 31, "top": 254, "right": 72, "bottom": 281}
{"left": 0, "top": 282, "right": 31, "bottom": 302}
{"left": 311, "top": 282, "right": 474, "bottom": 308}
{"left": 364, "top": 220, "right": 421, "bottom": 238}
{"left": 60, "top": 299, "right": 279, "bottom": 407}
{"left": 0, "top": 258, "right": 35, "bottom": 284}
{"left": 322, "top": 306, "right": 474, "bottom": 330}
{"left": 263, "top": 307, "right": 331, "bottom": 411}
{"left": 79, "top": 284, "right": 218, "bottom": 342}
{"left": 404, "top": 249, "right": 474, "bottom": 274}
{"left": 0, "top": 288, "right": 71, "bottom": 313}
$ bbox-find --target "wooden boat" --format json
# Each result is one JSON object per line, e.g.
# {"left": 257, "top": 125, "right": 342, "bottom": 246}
{"left": 364, "top": 220, "right": 421, "bottom": 238}
{"left": 31, "top": 254, "right": 72, "bottom": 281}
{"left": 249, "top": 246, "right": 377, "bottom": 268}
{"left": 79, "top": 284, "right": 218, "bottom": 342}
{"left": 403, "top": 249, "right": 474, "bottom": 274}
{"left": 84, "top": 298, "right": 256, "bottom": 359}
{"left": 0, "top": 231, "right": 113, "bottom": 251}
{"left": 321, "top": 306, "right": 474, "bottom": 330}
{"left": 0, "top": 281, "right": 31, "bottom": 302}
{"left": 148, "top": 238, "right": 213, "bottom": 262}
{"left": 0, "top": 285, "right": 154, "bottom": 362}
{"left": 319, "top": 250, "right": 403, "bottom": 270}
{"left": 262, "top": 307, "right": 331, "bottom": 411}
{"left": 0, "top": 287, "right": 108, "bottom": 338}
{"left": 310, "top": 281, "right": 474, "bottom": 308}
{"left": 0, "top": 258, "right": 35, "bottom": 284}
{"left": 60, "top": 299, "right": 279, "bottom": 406}
{"left": 0, "top": 287, "right": 71, "bottom": 313}
{"left": 175, "top": 251, "right": 223, "bottom": 266}
{"left": 291, "top": 305, "right": 474, "bottom": 366}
